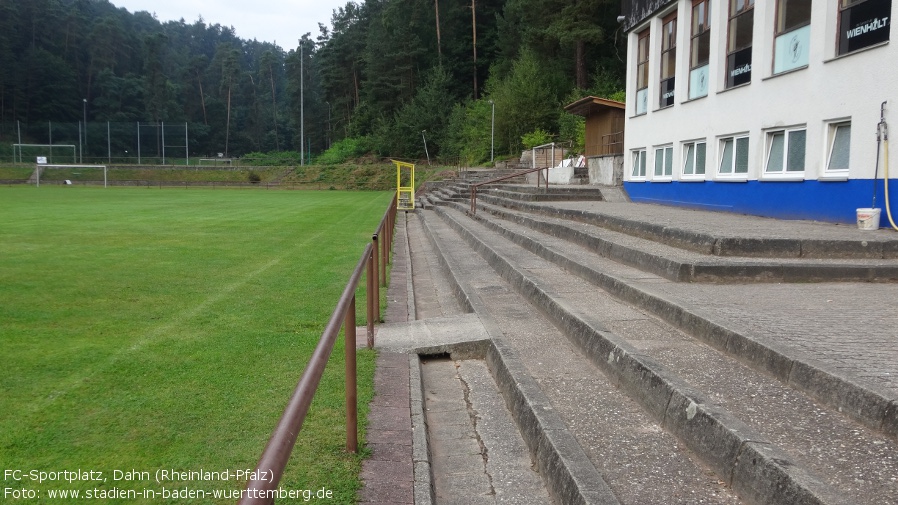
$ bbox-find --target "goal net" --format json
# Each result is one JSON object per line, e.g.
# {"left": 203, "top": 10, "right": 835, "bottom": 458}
{"left": 34, "top": 164, "right": 107, "bottom": 187}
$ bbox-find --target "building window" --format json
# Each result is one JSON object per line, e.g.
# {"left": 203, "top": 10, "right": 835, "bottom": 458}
{"left": 826, "top": 122, "right": 852, "bottom": 172}
{"left": 719, "top": 135, "right": 750, "bottom": 175}
{"left": 726, "top": 0, "right": 754, "bottom": 88}
{"left": 683, "top": 141, "right": 707, "bottom": 177}
{"left": 632, "top": 149, "right": 648, "bottom": 178}
{"left": 660, "top": 13, "right": 677, "bottom": 108}
{"left": 690, "top": 0, "right": 712, "bottom": 99}
{"left": 654, "top": 145, "right": 674, "bottom": 178}
{"left": 765, "top": 127, "right": 807, "bottom": 174}
{"left": 773, "top": 0, "right": 812, "bottom": 73}
{"left": 838, "top": 0, "right": 892, "bottom": 55}
{"left": 636, "top": 29, "right": 651, "bottom": 114}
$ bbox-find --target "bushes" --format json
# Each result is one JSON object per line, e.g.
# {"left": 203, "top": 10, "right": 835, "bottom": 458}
{"left": 315, "top": 137, "right": 374, "bottom": 165}
{"left": 521, "top": 128, "right": 553, "bottom": 149}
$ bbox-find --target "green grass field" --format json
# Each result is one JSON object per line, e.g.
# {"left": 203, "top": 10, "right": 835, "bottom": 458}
{"left": 0, "top": 187, "right": 390, "bottom": 503}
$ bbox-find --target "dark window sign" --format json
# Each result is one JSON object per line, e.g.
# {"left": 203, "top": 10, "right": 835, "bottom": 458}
{"left": 660, "top": 77, "right": 676, "bottom": 107}
{"left": 726, "top": 47, "right": 752, "bottom": 88}
{"left": 839, "top": 0, "right": 891, "bottom": 55}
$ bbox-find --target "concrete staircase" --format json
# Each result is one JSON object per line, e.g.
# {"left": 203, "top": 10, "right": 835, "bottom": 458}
{"left": 376, "top": 184, "right": 898, "bottom": 505}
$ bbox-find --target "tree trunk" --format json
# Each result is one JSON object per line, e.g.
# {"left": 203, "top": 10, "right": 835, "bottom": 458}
{"left": 435, "top": 0, "right": 442, "bottom": 64}
{"left": 269, "top": 61, "right": 279, "bottom": 151}
{"left": 225, "top": 86, "right": 231, "bottom": 158}
{"left": 472, "top": 0, "right": 478, "bottom": 99}
{"left": 197, "top": 70, "right": 207, "bottom": 125}
{"left": 575, "top": 39, "right": 587, "bottom": 90}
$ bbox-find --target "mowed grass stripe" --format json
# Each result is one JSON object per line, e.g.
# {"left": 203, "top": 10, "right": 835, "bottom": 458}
{"left": 0, "top": 187, "right": 388, "bottom": 502}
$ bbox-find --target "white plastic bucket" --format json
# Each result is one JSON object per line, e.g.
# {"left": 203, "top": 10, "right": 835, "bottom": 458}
{"left": 856, "top": 208, "right": 882, "bottom": 230}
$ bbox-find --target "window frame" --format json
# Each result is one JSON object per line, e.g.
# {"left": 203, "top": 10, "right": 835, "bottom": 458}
{"left": 659, "top": 12, "right": 678, "bottom": 108}
{"left": 776, "top": 0, "right": 813, "bottom": 35}
{"left": 726, "top": 0, "right": 755, "bottom": 88}
{"left": 653, "top": 144, "right": 675, "bottom": 180}
{"left": 717, "top": 134, "right": 751, "bottom": 179}
{"left": 682, "top": 139, "right": 708, "bottom": 180}
{"left": 763, "top": 126, "right": 807, "bottom": 178}
{"left": 824, "top": 120, "right": 852, "bottom": 174}
{"left": 635, "top": 29, "right": 651, "bottom": 115}
{"left": 632, "top": 148, "right": 648, "bottom": 180}
{"left": 772, "top": 0, "right": 812, "bottom": 74}
{"left": 689, "top": 0, "right": 712, "bottom": 99}
{"left": 837, "top": 0, "right": 892, "bottom": 56}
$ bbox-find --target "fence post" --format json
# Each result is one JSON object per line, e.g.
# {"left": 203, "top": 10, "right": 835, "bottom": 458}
{"left": 367, "top": 252, "right": 375, "bottom": 349}
{"left": 382, "top": 228, "right": 389, "bottom": 286}
{"left": 388, "top": 202, "right": 395, "bottom": 261}
{"left": 345, "top": 296, "right": 358, "bottom": 453}
{"left": 372, "top": 235, "right": 380, "bottom": 324}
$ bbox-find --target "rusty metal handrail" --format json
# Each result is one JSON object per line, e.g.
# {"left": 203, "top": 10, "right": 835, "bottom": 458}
{"left": 469, "top": 165, "right": 551, "bottom": 215}
{"left": 239, "top": 193, "right": 397, "bottom": 504}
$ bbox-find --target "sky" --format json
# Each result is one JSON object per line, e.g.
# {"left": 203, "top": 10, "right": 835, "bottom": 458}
{"left": 111, "top": 0, "right": 347, "bottom": 48}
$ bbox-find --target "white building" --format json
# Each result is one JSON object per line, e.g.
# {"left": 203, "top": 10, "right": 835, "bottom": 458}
{"left": 621, "top": 0, "right": 895, "bottom": 223}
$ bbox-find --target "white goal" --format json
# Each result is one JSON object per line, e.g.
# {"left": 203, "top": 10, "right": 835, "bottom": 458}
{"left": 35, "top": 164, "right": 107, "bottom": 187}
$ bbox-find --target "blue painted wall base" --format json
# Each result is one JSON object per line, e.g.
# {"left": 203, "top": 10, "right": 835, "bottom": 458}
{"left": 623, "top": 179, "right": 898, "bottom": 224}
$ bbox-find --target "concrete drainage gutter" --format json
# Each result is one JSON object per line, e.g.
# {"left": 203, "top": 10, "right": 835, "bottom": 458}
{"left": 409, "top": 353, "right": 435, "bottom": 505}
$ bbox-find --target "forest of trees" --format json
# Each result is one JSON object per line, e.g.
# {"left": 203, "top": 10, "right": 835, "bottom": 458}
{"left": 0, "top": 0, "right": 626, "bottom": 164}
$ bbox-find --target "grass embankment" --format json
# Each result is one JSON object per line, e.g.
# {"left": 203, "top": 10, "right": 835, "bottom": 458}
{"left": 0, "top": 187, "right": 391, "bottom": 503}
{"left": 0, "top": 162, "right": 454, "bottom": 190}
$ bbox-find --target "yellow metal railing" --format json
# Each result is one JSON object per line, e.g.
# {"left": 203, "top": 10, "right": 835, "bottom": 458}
{"left": 393, "top": 159, "right": 415, "bottom": 210}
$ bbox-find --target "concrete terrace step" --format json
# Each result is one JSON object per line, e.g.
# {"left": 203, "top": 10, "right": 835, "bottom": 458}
{"left": 480, "top": 187, "right": 605, "bottom": 202}
{"left": 489, "top": 184, "right": 608, "bottom": 196}
{"left": 472, "top": 194, "right": 898, "bottom": 260}
{"left": 438, "top": 198, "right": 898, "bottom": 438}
{"left": 418, "top": 209, "right": 741, "bottom": 505}
{"left": 428, "top": 203, "right": 898, "bottom": 505}
{"left": 420, "top": 355, "right": 550, "bottom": 505}
{"left": 458, "top": 169, "right": 530, "bottom": 181}
{"left": 465, "top": 199, "right": 898, "bottom": 283}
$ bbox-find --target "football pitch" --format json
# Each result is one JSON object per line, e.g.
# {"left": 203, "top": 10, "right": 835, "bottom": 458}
{"left": 0, "top": 186, "right": 389, "bottom": 502}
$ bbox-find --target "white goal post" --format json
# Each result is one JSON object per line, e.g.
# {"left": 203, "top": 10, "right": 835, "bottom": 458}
{"left": 35, "top": 164, "right": 107, "bottom": 187}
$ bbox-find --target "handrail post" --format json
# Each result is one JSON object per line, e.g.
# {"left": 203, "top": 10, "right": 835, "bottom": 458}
{"left": 366, "top": 251, "right": 375, "bottom": 349}
{"left": 471, "top": 186, "right": 477, "bottom": 215}
{"left": 380, "top": 212, "right": 388, "bottom": 287}
{"left": 389, "top": 205, "right": 394, "bottom": 259}
{"left": 380, "top": 230, "right": 387, "bottom": 287}
{"left": 389, "top": 199, "right": 396, "bottom": 261}
{"left": 239, "top": 244, "right": 371, "bottom": 505}
{"left": 345, "top": 296, "right": 357, "bottom": 453}
{"left": 372, "top": 234, "right": 380, "bottom": 324}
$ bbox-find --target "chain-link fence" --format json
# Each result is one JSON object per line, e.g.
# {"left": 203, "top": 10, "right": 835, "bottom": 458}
{"left": 1, "top": 121, "right": 190, "bottom": 165}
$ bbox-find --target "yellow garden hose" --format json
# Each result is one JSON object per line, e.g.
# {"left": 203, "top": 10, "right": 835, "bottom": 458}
{"left": 873, "top": 102, "right": 898, "bottom": 231}
{"left": 881, "top": 103, "right": 896, "bottom": 231}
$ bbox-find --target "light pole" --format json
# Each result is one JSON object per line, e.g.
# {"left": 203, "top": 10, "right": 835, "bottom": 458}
{"left": 299, "top": 39, "right": 304, "bottom": 166}
{"left": 421, "top": 130, "right": 431, "bottom": 166}
{"left": 326, "top": 101, "right": 331, "bottom": 149}
{"left": 488, "top": 99, "right": 495, "bottom": 163}
{"left": 83, "top": 98, "right": 87, "bottom": 162}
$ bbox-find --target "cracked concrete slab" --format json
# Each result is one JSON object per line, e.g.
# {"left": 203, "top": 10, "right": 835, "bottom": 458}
{"left": 421, "top": 356, "right": 549, "bottom": 505}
